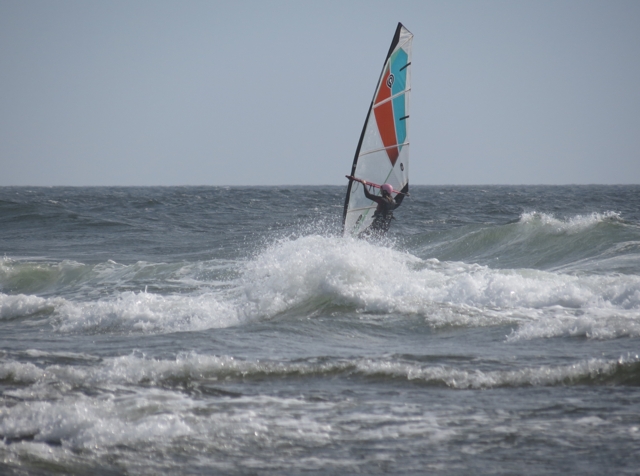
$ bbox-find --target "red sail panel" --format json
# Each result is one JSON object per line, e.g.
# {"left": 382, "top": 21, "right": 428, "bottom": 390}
{"left": 373, "top": 69, "right": 399, "bottom": 165}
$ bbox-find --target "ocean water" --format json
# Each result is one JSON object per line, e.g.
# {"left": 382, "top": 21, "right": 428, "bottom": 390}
{"left": 1, "top": 185, "right": 639, "bottom": 475}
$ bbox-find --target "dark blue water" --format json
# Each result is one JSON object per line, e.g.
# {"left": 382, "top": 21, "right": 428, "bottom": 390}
{"left": 1, "top": 185, "right": 640, "bottom": 474}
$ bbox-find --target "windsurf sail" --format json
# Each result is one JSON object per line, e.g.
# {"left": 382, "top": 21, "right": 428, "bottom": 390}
{"left": 343, "top": 22, "right": 413, "bottom": 236}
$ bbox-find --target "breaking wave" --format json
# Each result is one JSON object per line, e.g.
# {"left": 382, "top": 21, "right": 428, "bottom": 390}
{"left": 1, "top": 232, "right": 640, "bottom": 339}
{"left": 2, "top": 351, "right": 639, "bottom": 391}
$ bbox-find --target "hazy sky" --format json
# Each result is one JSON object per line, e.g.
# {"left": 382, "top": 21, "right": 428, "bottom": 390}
{"left": 1, "top": 0, "right": 639, "bottom": 186}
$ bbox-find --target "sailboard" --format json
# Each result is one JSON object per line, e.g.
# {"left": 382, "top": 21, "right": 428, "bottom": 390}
{"left": 343, "top": 22, "right": 413, "bottom": 237}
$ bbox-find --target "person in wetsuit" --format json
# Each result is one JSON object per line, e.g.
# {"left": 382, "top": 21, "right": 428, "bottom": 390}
{"left": 361, "top": 182, "right": 400, "bottom": 236}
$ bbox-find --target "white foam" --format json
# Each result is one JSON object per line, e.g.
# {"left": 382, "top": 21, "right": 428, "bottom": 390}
{"left": 4, "top": 351, "right": 635, "bottom": 398}
{"left": 0, "top": 392, "right": 194, "bottom": 450}
{"left": 55, "top": 290, "right": 243, "bottom": 333}
{"left": 236, "top": 235, "right": 640, "bottom": 329}
{"left": 1, "top": 350, "right": 636, "bottom": 468}
{"left": 0, "top": 356, "right": 343, "bottom": 459}
{"left": 1, "top": 352, "right": 264, "bottom": 389}
{"left": 518, "top": 211, "right": 622, "bottom": 234}
{"left": 239, "top": 235, "right": 423, "bottom": 319}
{"left": 508, "top": 308, "right": 640, "bottom": 340}
{"left": 0, "top": 360, "right": 45, "bottom": 383}
{"left": 0, "top": 293, "right": 57, "bottom": 320}
{"left": 351, "top": 355, "right": 635, "bottom": 389}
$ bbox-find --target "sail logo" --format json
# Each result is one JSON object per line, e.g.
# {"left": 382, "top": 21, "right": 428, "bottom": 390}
{"left": 386, "top": 74, "right": 395, "bottom": 88}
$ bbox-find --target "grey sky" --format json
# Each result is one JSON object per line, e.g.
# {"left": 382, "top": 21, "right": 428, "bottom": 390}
{"left": 1, "top": 0, "right": 639, "bottom": 186}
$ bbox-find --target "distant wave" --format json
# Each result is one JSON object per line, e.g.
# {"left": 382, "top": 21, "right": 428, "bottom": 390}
{"left": 518, "top": 211, "right": 624, "bottom": 233}
{"left": 412, "top": 210, "right": 638, "bottom": 272}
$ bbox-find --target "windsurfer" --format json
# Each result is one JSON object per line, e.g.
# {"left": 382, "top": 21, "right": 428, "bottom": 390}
{"left": 361, "top": 182, "right": 400, "bottom": 235}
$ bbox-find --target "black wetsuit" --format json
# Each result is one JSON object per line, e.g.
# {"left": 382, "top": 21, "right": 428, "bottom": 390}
{"left": 362, "top": 186, "right": 400, "bottom": 235}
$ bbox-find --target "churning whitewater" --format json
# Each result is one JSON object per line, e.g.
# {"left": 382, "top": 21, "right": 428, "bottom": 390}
{"left": 1, "top": 185, "right": 640, "bottom": 474}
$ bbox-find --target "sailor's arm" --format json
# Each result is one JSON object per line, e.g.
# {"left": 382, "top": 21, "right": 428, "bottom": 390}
{"left": 361, "top": 182, "right": 377, "bottom": 201}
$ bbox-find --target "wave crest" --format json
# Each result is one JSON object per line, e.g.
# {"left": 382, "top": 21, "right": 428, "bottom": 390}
{"left": 518, "top": 211, "right": 623, "bottom": 234}
{"left": 3, "top": 352, "right": 639, "bottom": 390}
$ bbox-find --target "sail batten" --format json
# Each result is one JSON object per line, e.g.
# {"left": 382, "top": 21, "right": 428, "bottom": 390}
{"left": 342, "top": 22, "right": 413, "bottom": 237}
{"left": 359, "top": 142, "right": 410, "bottom": 157}
{"left": 372, "top": 89, "right": 411, "bottom": 109}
